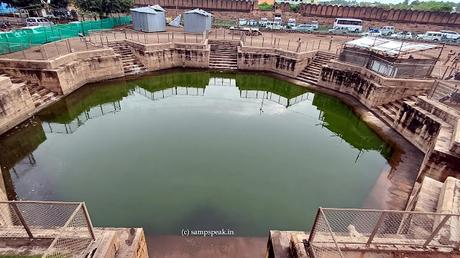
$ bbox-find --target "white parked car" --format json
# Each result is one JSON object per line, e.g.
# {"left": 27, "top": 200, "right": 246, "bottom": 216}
{"left": 238, "top": 19, "right": 247, "bottom": 26}
{"left": 311, "top": 21, "right": 319, "bottom": 30}
{"left": 390, "top": 31, "right": 413, "bottom": 40}
{"left": 266, "top": 21, "right": 282, "bottom": 30}
{"left": 417, "top": 31, "right": 443, "bottom": 41}
{"left": 380, "top": 26, "right": 395, "bottom": 36}
{"left": 26, "top": 17, "right": 53, "bottom": 27}
{"left": 362, "top": 28, "right": 382, "bottom": 37}
{"left": 259, "top": 18, "right": 268, "bottom": 27}
{"left": 440, "top": 30, "right": 460, "bottom": 41}
{"left": 287, "top": 18, "right": 296, "bottom": 29}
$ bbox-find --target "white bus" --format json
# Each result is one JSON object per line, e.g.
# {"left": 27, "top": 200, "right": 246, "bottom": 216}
{"left": 333, "top": 18, "right": 363, "bottom": 33}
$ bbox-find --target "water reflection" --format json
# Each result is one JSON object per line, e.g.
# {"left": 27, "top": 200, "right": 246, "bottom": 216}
{"left": 0, "top": 71, "right": 392, "bottom": 190}
{"left": 0, "top": 71, "right": 394, "bottom": 235}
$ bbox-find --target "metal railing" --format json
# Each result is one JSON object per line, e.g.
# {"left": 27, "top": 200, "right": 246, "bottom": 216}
{"left": 0, "top": 37, "right": 101, "bottom": 60}
{"left": 88, "top": 29, "right": 207, "bottom": 46}
{"left": 307, "top": 208, "right": 460, "bottom": 257}
{"left": 0, "top": 201, "right": 95, "bottom": 258}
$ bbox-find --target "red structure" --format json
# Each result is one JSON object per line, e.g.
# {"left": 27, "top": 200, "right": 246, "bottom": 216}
{"left": 134, "top": 0, "right": 255, "bottom": 12}
{"left": 276, "top": 3, "right": 460, "bottom": 27}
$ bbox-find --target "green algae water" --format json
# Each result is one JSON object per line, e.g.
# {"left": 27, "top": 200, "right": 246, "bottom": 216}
{"left": 0, "top": 71, "right": 392, "bottom": 236}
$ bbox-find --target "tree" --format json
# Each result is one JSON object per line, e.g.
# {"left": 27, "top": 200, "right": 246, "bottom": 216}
{"left": 290, "top": 4, "right": 300, "bottom": 12}
{"left": 74, "top": 0, "right": 133, "bottom": 18}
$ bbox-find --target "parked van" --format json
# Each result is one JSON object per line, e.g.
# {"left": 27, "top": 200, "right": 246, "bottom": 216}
{"left": 311, "top": 21, "right": 319, "bottom": 30}
{"left": 380, "top": 26, "right": 395, "bottom": 35}
{"left": 259, "top": 18, "right": 268, "bottom": 27}
{"left": 296, "top": 24, "right": 315, "bottom": 32}
{"left": 440, "top": 30, "right": 460, "bottom": 41}
{"left": 274, "top": 16, "right": 282, "bottom": 26}
{"left": 26, "top": 17, "right": 53, "bottom": 27}
{"left": 417, "top": 31, "right": 443, "bottom": 41}
{"left": 287, "top": 18, "right": 296, "bottom": 29}
{"left": 238, "top": 18, "right": 247, "bottom": 26}
{"left": 266, "top": 21, "right": 282, "bottom": 30}
{"left": 333, "top": 18, "right": 362, "bottom": 33}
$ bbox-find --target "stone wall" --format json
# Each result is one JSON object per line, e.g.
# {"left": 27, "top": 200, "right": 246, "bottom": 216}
{"left": 237, "top": 46, "right": 313, "bottom": 78}
{"left": 277, "top": 3, "right": 460, "bottom": 27}
{"left": 134, "top": 0, "right": 254, "bottom": 12}
{"left": 395, "top": 101, "right": 442, "bottom": 152}
{"left": 318, "top": 61, "right": 432, "bottom": 108}
{"left": 0, "top": 49, "right": 125, "bottom": 95}
{"left": 125, "top": 40, "right": 211, "bottom": 71}
{"left": 0, "top": 77, "right": 35, "bottom": 135}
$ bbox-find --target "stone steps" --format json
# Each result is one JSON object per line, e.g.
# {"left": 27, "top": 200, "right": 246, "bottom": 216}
{"left": 296, "top": 51, "right": 336, "bottom": 84}
{"left": 432, "top": 81, "right": 458, "bottom": 101}
{"left": 411, "top": 176, "right": 460, "bottom": 243}
{"left": 209, "top": 42, "right": 239, "bottom": 71}
{"left": 1, "top": 74, "right": 58, "bottom": 108}
{"left": 109, "top": 42, "right": 147, "bottom": 76}
{"left": 374, "top": 96, "right": 416, "bottom": 124}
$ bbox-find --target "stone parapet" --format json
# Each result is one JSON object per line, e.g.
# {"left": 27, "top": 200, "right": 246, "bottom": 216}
{"left": 327, "top": 60, "right": 434, "bottom": 90}
{"left": 0, "top": 48, "right": 117, "bottom": 70}
{"left": 318, "top": 65, "right": 430, "bottom": 108}
{"left": 0, "top": 76, "right": 34, "bottom": 135}
{"left": 451, "top": 120, "right": 460, "bottom": 155}
{"left": 417, "top": 96, "right": 460, "bottom": 127}
{"left": 124, "top": 40, "right": 211, "bottom": 71}
{"left": 237, "top": 46, "right": 314, "bottom": 78}
{"left": 0, "top": 49, "right": 124, "bottom": 95}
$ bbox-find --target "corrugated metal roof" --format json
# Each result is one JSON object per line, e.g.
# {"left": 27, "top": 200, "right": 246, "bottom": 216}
{"left": 184, "top": 8, "right": 212, "bottom": 17}
{"left": 131, "top": 5, "right": 165, "bottom": 14}
{"left": 345, "top": 37, "right": 438, "bottom": 57}
{"left": 151, "top": 4, "right": 165, "bottom": 12}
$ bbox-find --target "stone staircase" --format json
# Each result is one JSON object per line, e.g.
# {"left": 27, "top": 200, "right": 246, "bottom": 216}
{"left": 108, "top": 42, "right": 147, "bottom": 76}
{"left": 409, "top": 176, "right": 460, "bottom": 244}
{"left": 431, "top": 80, "right": 459, "bottom": 102}
{"left": 297, "top": 51, "right": 336, "bottom": 84}
{"left": 374, "top": 95, "right": 419, "bottom": 124}
{"left": 1, "top": 74, "right": 57, "bottom": 108}
{"left": 208, "top": 40, "right": 238, "bottom": 70}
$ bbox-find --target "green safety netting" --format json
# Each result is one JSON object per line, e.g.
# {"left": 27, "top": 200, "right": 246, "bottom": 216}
{"left": 0, "top": 16, "right": 131, "bottom": 54}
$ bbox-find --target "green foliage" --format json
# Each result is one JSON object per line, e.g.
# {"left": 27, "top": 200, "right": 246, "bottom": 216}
{"left": 290, "top": 4, "right": 300, "bottom": 12}
{"left": 74, "top": 0, "right": 133, "bottom": 18}
{"left": 258, "top": 2, "right": 273, "bottom": 11}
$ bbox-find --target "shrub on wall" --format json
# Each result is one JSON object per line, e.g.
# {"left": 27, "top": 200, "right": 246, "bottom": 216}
{"left": 258, "top": 2, "right": 273, "bottom": 11}
{"left": 290, "top": 4, "right": 300, "bottom": 12}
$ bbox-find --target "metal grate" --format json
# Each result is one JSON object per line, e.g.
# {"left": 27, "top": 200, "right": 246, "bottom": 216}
{"left": 0, "top": 201, "right": 95, "bottom": 258}
{"left": 307, "top": 208, "right": 460, "bottom": 258}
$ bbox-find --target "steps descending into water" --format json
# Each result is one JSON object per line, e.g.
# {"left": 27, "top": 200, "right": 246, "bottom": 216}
{"left": 108, "top": 42, "right": 147, "bottom": 76}
{"left": 373, "top": 96, "right": 419, "bottom": 124}
{"left": 208, "top": 40, "right": 238, "bottom": 70}
{"left": 0, "top": 73, "right": 58, "bottom": 108}
{"left": 296, "top": 51, "right": 336, "bottom": 85}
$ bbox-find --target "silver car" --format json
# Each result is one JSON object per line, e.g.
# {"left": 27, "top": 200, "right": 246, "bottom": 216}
{"left": 26, "top": 17, "right": 53, "bottom": 27}
{"left": 296, "top": 24, "right": 314, "bottom": 32}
